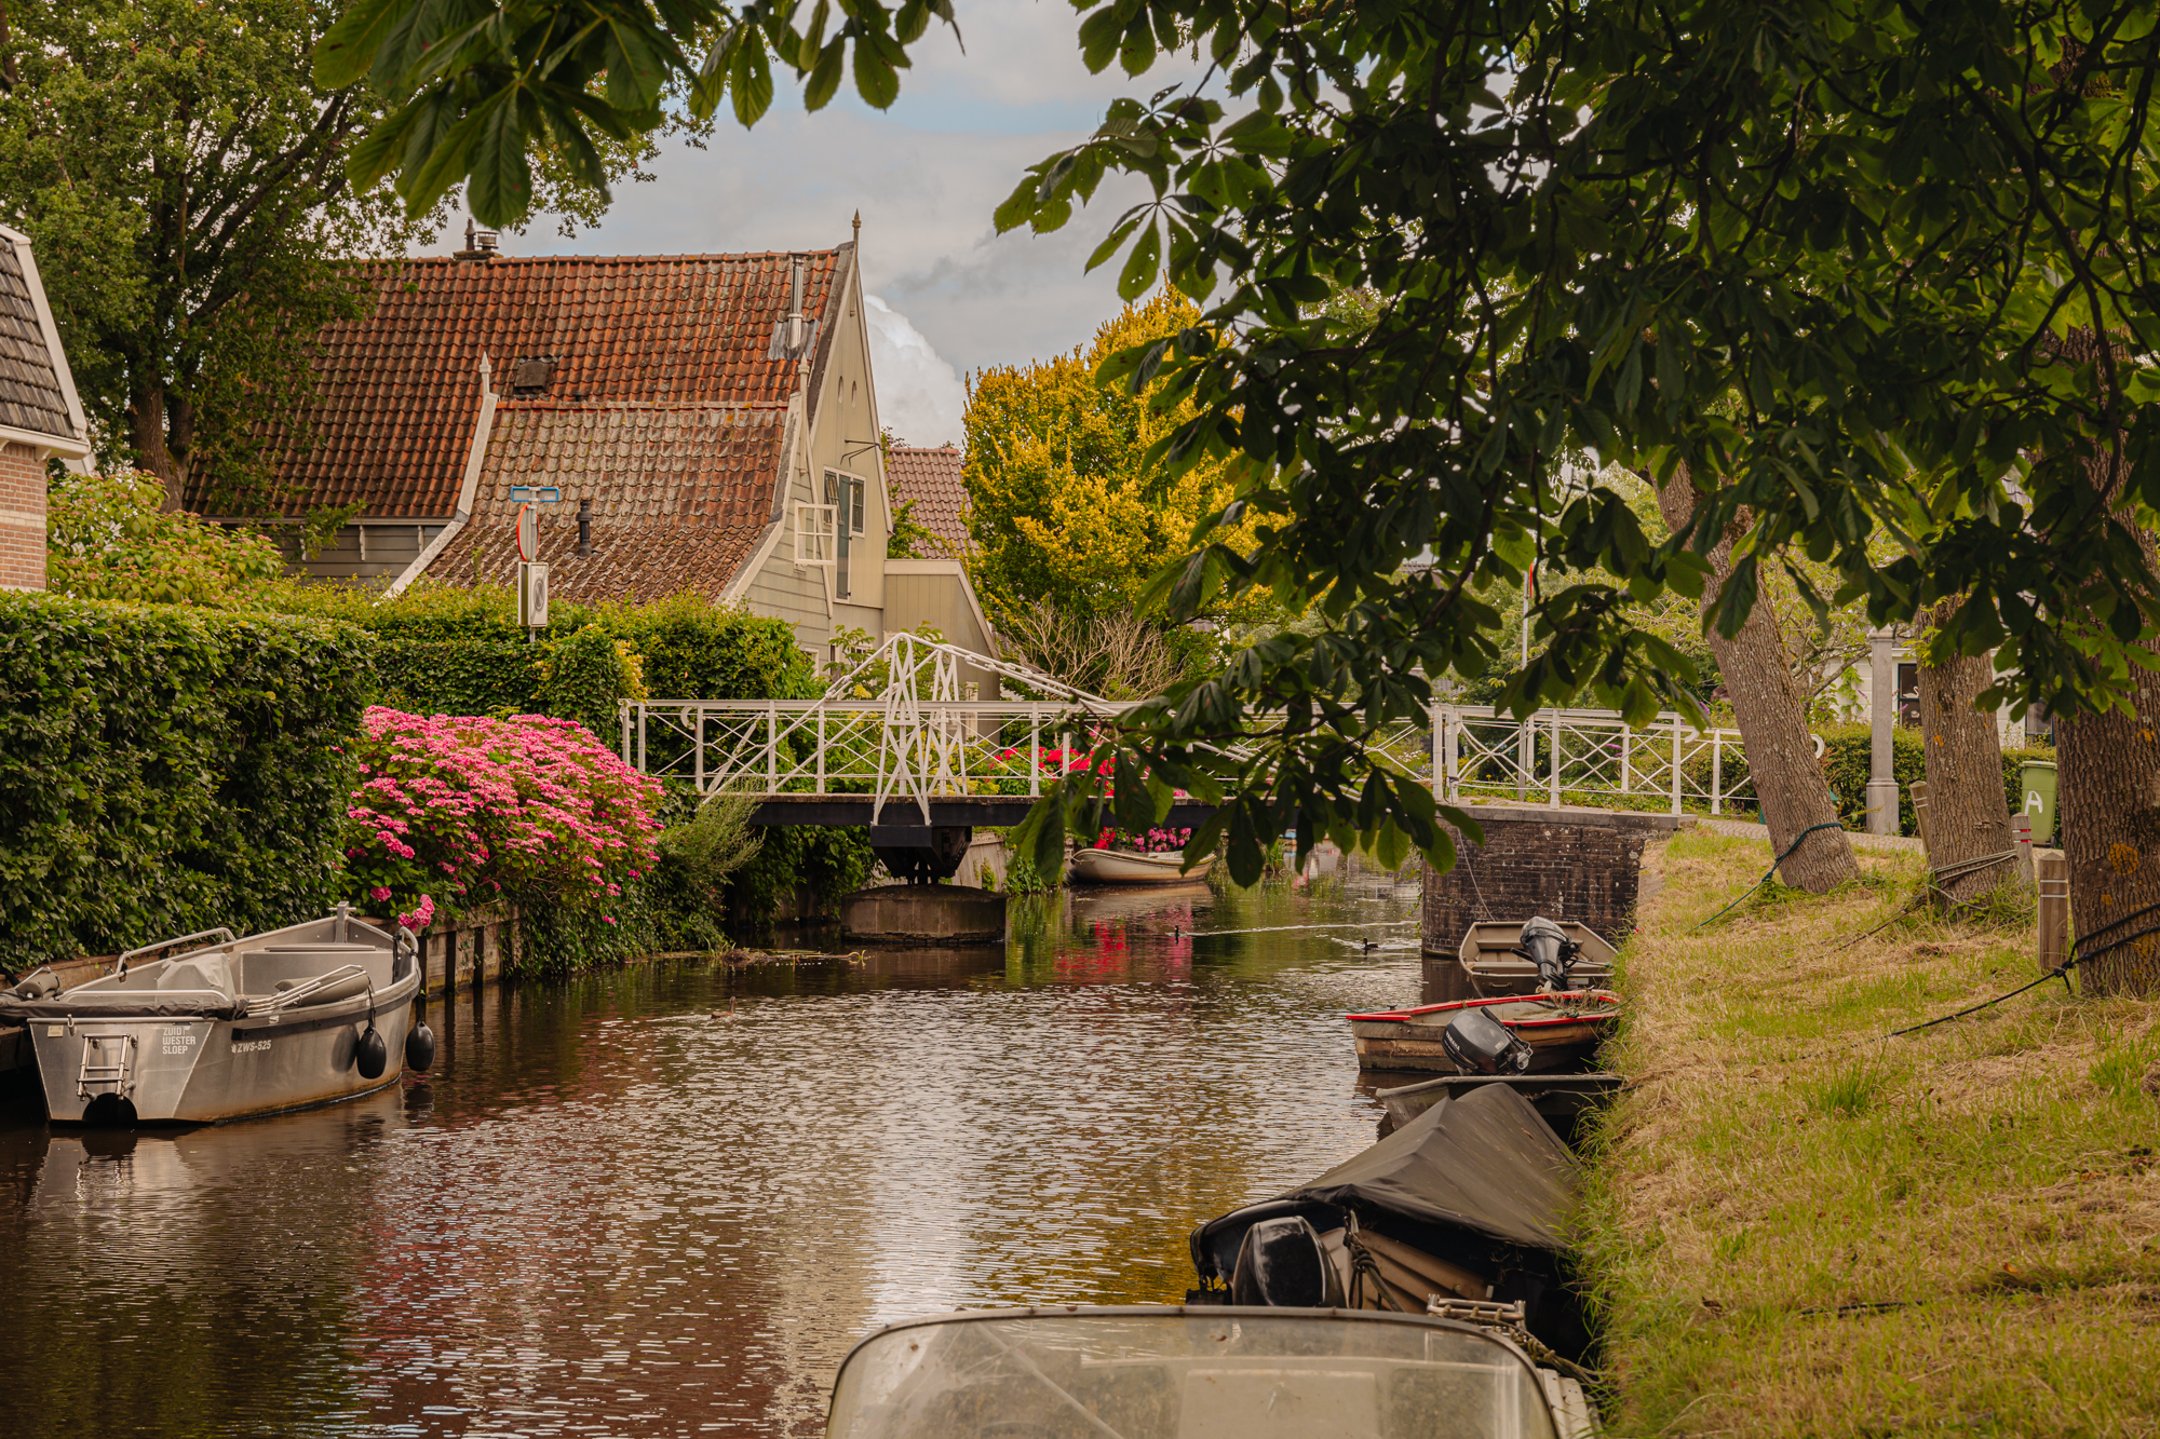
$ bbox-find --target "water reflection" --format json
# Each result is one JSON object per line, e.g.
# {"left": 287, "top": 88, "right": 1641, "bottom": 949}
{"left": 0, "top": 874, "right": 1420, "bottom": 1438}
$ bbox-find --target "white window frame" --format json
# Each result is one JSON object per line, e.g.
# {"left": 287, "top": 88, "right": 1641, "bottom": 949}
{"left": 794, "top": 501, "right": 837, "bottom": 566}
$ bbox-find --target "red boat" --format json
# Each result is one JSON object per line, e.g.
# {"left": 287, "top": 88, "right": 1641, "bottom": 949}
{"left": 1347, "top": 991, "right": 1621, "bottom": 1073}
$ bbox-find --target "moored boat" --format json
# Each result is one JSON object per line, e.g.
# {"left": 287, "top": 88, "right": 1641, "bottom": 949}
{"left": 1347, "top": 992, "right": 1620, "bottom": 1074}
{"left": 825, "top": 1305, "right": 1583, "bottom": 1438}
{"left": 0, "top": 904, "right": 428, "bottom": 1124}
{"left": 1068, "top": 846, "right": 1216, "bottom": 885}
{"left": 1458, "top": 918, "right": 1617, "bottom": 997}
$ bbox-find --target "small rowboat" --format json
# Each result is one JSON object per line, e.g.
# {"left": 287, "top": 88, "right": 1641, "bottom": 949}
{"left": 1458, "top": 919, "right": 1617, "bottom": 998}
{"left": 1068, "top": 847, "right": 1216, "bottom": 885}
{"left": 1346, "top": 992, "right": 1620, "bottom": 1074}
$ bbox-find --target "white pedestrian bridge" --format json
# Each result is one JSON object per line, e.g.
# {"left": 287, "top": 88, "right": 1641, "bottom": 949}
{"left": 617, "top": 634, "right": 1774, "bottom": 830}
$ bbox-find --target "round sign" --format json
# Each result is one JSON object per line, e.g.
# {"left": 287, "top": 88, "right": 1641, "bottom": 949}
{"left": 515, "top": 502, "right": 538, "bottom": 562}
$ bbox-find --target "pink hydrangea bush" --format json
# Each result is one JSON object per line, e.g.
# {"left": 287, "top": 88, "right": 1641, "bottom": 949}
{"left": 343, "top": 708, "right": 663, "bottom": 932}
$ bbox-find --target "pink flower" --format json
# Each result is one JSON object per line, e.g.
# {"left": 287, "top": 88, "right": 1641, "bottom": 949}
{"left": 369, "top": 886, "right": 391, "bottom": 903}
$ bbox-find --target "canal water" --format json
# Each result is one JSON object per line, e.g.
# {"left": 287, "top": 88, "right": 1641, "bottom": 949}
{"left": 0, "top": 871, "right": 1425, "bottom": 1438}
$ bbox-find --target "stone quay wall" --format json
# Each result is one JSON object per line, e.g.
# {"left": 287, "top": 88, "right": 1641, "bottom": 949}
{"left": 1422, "top": 806, "right": 1680, "bottom": 953}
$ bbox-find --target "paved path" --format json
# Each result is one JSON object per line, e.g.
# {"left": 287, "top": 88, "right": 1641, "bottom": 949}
{"left": 1683, "top": 815, "right": 1926, "bottom": 853}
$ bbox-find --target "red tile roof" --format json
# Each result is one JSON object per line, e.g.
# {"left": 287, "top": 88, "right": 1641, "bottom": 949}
{"left": 196, "top": 249, "right": 843, "bottom": 517}
{"left": 886, "top": 443, "right": 969, "bottom": 555}
{"left": 431, "top": 401, "right": 788, "bottom": 601}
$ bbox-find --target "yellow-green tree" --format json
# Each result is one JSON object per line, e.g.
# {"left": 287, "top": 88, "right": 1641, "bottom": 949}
{"left": 964, "top": 294, "right": 1261, "bottom": 645}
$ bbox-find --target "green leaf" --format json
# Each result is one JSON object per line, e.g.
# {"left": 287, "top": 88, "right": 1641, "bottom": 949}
{"left": 1117, "top": 221, "right": 1162, "bottom": 301}
{"left": 853, "top": 34, "right": 901, "bottom": 109}
{"left": 732, "top": 36, "right": 775, "bottom": 126}
{"left": 314, "top": 0, "right": 404, "bottom": 89}
{"left": 803, "top": 39, "right": 846, "bottom": 112}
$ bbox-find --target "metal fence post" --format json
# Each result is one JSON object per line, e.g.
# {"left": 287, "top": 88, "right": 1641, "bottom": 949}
{"left": 767, "top": 702, "right": 779, "bottom": 791}
{"left": 1030, "top": 711, "right": 1041, "bottom": 796}
{"left": 1619, "top": 728, "right": 1632, "bottom": 794}
{"left": 620, "top": 702, "right": 633, "bottom": 763}
{"left": 1669, "top": 715, "right": 1683, "bottom": 816}
{"left": 816, "top": 709, "right": 827, "bottom": 793}
{"left": 638, "top": 706, "right": 648, "bottom": 773}
{"left": 1710, "top": 732, "right": 1722, "bottom": 815}
{"left": 1547, "top": 710, "right": 1562, "bottom": 807}
{"left": 1430, "top": 705, "right": 1444, "bottom": 801}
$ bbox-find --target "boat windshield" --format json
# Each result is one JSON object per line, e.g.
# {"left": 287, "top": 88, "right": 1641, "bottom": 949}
{"left": 825, "top": 1308, "right": 1559, "bottom": 1439}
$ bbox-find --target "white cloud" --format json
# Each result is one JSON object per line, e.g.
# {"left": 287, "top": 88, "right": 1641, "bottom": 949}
{"left": 863, "top": 294, "right": 967, "bottom": 447}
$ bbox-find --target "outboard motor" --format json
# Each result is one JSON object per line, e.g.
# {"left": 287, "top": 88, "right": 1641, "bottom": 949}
{"left": 1442, "top": 1007, "right": 1533, "bottom": 1075}
{"left": 1229, "top": 1215, "right": 1341, "bottom": 1307}
{"left": 1519, "top": 916, "right": 1582, "bottom": 991}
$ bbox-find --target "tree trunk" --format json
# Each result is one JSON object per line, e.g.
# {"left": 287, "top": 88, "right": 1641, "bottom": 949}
{"left": 1657, "top": 465, "right": 1859, "bottom": 892}
{"left": 2047, "top": 329, "right": 2160, "bottom": 996}
{"left": 128, "top": 379, "right": 185, "bottom": 511}
{"left": 1914, "top": 598, "right": 2017, "bottom": 905}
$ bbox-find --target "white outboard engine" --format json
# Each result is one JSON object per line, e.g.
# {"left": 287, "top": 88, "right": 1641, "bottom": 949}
{"left": 1519, "top": 916, "right": 1583, "bottom": 991}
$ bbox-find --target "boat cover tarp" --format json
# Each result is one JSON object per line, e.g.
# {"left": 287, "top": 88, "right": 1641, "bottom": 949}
{"left": 0, "top": 993, "right": 248, "bottom": 1021}
{"left": 1227, "top": 1083, "right": 1575, "bottom": 1252}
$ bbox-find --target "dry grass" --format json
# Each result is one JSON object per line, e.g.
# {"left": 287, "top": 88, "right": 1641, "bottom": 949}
{"left": 1579, "top": 829, "right": 2160, "bottom": 1438}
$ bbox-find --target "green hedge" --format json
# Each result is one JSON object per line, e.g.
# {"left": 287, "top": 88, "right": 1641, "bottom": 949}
{"left": 1815, "top": 722, "right": 2053, "bottom": 837}
{"left": 0, "top": 595, "right": 374, "bottom": 967}
{"left": 271, "top": 586, "right": 819, "bottom": 722}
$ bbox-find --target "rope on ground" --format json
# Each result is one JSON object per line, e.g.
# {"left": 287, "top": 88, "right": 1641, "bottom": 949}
{"left": 1690, "top": 821, "right": 1846, "bottom": 931}
{"left": 1883, "top": 899, "right": 2160, "bottom": 1040}
{"left": 1821, "top": 846, "right": 2030, "bottom": 958}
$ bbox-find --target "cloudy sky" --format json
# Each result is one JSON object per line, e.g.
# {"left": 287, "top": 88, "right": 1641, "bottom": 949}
{"left": 466, "top": 3, "right": 1189, "bottom": 448}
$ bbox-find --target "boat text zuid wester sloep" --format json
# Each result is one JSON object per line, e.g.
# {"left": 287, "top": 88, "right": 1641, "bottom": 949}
{"left": 0, "top": 905, "right": 432, "bottom": 1124}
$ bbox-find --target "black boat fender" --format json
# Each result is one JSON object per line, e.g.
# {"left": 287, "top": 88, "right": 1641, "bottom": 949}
{"left": 355, "top": 1023, "right": 388, "bottom": 1079}
{"left": 405, "top": 1020, "right": 436, "bottom": 1073}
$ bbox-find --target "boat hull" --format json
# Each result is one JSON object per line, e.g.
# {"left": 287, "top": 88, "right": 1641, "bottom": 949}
{"left": 1347, "top": 993, "right": 1620, "bottom": 1074}
{"left": 1068, "top": 847, "right": 1216, "bottom": 885}
{"left": 20, "top": 978, "right": 420, "bottom": 1124}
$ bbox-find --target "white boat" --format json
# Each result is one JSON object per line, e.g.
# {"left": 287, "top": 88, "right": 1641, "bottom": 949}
{"left": 1069, "top": 847, "right": 1216, "bottom": 885}
{"left": 0, "top": 905, "right": 428, "bottom": 1124}
{"left": 825, "top": 1306, "right": 1588, "bottom": 1438}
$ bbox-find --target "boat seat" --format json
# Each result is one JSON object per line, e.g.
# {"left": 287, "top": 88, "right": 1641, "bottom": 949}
{"left": 271, "top": 967, "right": 372, "bottom": 1007}
{"left": 236, "top": 948, "right": 383, "bottom": 997}
{"left": 157, "top": 953, "right": 235, "bottom": 999}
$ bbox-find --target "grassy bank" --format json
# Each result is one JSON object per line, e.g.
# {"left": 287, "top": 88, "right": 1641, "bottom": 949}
{"left": 1581, "top": 829, "right": 2160, "bottom": 1437}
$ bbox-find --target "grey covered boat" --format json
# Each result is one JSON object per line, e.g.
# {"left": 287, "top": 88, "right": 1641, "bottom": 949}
{"left": 0, "top": 905, "right": 425, "bottom": 1124}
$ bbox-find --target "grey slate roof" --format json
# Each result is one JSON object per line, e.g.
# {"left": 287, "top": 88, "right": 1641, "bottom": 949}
{"left": 0, "top": 241, "right": 74, "bottom": 442}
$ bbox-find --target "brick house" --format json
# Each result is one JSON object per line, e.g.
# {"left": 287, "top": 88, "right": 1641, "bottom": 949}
{"left": 0, "top": 224, "right": 92, "bottom": 590}
{"left": 188, "top": 227, "right": 992, "bottom": 665}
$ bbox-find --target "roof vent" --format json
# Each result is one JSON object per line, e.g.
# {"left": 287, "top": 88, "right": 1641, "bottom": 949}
{"left": 769, "top": 254, "right": 818, "bottom": 359}
{"left": 508, "top": 357, "right": 557, "bottom": 395}
{"left": 454, "top": 217, "right": 500, "bottom": 261}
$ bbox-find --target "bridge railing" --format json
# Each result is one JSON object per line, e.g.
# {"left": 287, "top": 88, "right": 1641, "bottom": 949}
{"left": 1433, "top": 704, "right": 1781, "bottom": 816}
{"left": 621, "top": 700, "right": 1123, "bottom": 804}
{"left": 620, "top": 699, "right": 1779, "bottom": 819}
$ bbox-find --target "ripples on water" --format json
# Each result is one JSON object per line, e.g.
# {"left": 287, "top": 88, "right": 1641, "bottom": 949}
{"left": 0, "top": 874, "right": 1423, "bottom": 1437}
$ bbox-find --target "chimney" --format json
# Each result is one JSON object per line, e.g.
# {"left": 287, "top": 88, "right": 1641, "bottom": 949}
{"left": 768, "top": 254, "right": 815, "bottom": 359}
{"left": 454, "top": 217, "right": 500, "bottom": 261}
{"left": 785, "top": 255, "right": 806, "bottom": 353}
{"left": 576, "top": 498, "right": 592, "bottom": 557}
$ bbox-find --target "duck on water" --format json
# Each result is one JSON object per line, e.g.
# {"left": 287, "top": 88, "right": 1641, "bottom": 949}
{"left": 0, "top": 904, "right": 433, "bottom": 1125}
